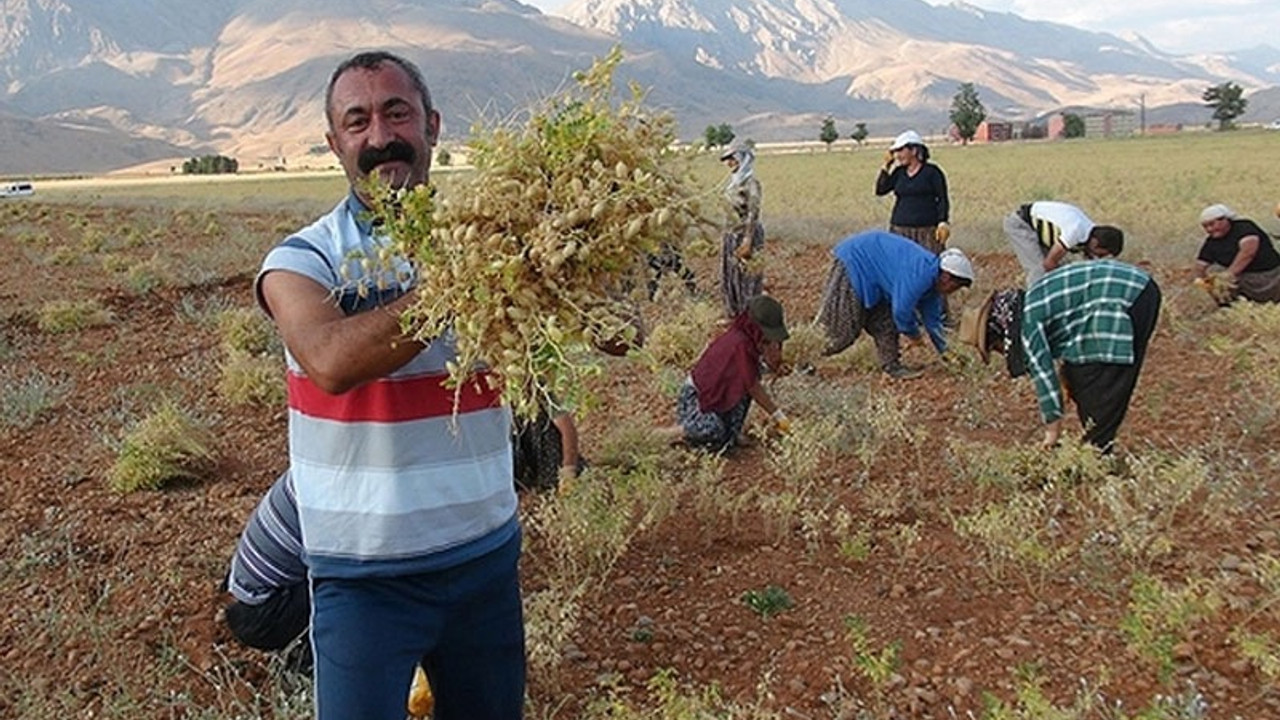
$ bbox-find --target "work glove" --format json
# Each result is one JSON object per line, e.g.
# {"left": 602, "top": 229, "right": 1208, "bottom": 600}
{"left": 771, "top": 408, "right": 792, "bottom": 435}
{"left": 935, "top": 222, "right": 950, "bottom": 246}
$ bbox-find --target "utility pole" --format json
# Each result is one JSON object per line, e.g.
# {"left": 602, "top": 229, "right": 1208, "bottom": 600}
{"left": 1138, "top": 93, "right": 1146, "bottom": 135}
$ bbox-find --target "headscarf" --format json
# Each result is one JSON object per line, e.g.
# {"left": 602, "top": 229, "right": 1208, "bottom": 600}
{"left": 691, "top": 311, "right": 764, "bottom": 413}
{"left": 723, "top": 146, "right": 756, "bottom": 196}
{"left": 1199, "top": 203, "right": 1237, "bottom": 223}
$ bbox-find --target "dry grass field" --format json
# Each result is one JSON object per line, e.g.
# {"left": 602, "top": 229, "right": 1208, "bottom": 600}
{"left": 4, "top": 128, "right": 1280, "bottom": 719}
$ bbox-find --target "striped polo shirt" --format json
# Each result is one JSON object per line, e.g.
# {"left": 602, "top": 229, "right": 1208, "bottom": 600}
{"left": 227, "top": 471, "right": 304, "bottom": 604}
{"left": 256, "top": 194, "right": 517, "bottom": 579}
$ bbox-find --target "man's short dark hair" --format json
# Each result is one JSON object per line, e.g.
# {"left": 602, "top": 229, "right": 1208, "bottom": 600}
{"left": 1089, "top": 225, "right": 1124, "bottom": 257}
{"left": 948, "top": 273, "right": 973, "bottom": 289}
{"left": 325, "top": 51, "right": 433, "bottom": 131}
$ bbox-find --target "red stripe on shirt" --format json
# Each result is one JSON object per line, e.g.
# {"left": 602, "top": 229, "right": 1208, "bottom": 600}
{"left": 288, "top": 371, "right": 503, "bottom": 422}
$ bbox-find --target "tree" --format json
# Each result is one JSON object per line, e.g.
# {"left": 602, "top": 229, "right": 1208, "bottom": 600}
{"left": 849, "top": 122, "right": 869, "bottom": 146}
{"left": 949, "top": 83, "right": 986, "bottom": 145}
{"left": 703, "top": 123, "right": 735, "bottom": 149}
{"left": 181, "top": 154, "right": 238, "bottom": 175}
{"left": 819, "top": 116, "right": 839, "bottom": 149}
{"left": 1062, "top": 113, "right": 1085, "bottom": 139}
{"left": 1202, "top": 82, "right": 1248, "bottom": 131}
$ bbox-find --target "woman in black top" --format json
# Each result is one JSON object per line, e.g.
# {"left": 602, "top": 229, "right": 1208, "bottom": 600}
{"left": 875, "top": 130, "right": 950, "bottom": 254}
{"left": 1194, "top": 203, "right": 1280, "bottom": 304}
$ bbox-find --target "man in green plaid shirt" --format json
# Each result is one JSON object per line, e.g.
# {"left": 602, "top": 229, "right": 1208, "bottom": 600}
{"left": 1020, "top": 259, "right": 1161, "bottom": 450}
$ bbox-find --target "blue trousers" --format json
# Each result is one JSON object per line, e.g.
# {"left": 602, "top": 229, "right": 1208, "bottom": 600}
{"left": 310, "top": 530, "right": 526, "bottom": 720}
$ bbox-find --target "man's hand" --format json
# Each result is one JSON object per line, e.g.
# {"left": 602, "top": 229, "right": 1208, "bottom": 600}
{"left": 935, "top": 222, "right": 950, "bottom": 246}
{"left": 1041, "top": 419, "right": 1063, "bottom": 448}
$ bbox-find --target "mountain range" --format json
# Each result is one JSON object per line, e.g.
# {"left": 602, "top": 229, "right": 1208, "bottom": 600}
{"left": 1, "top": 0, "right": 1277, "bottom": 175}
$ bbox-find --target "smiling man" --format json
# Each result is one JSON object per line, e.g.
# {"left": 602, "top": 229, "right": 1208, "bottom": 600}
{"left": 254, "top": 51, "right": 525, "bottom": 720}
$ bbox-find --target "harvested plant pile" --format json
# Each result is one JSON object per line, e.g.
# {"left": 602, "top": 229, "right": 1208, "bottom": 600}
{"left": 376, "top": 48, "right": 712, "bottom": 418}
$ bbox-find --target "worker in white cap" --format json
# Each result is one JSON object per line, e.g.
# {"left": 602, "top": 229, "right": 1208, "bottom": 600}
{"left": 876, "top": 130, "right": 951, "bottom": 253}
{"left": 816, "top": 229, "right": 973, "bottom": 379}
{"left": 1194, "top": 203, "right": 1280, "bottom": 304}
{"left": 876, "top": 129, "right": 954, "bottom": 327}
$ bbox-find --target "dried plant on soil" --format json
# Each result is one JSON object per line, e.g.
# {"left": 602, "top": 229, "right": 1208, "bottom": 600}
{"left": 108, "top": 399, "right": 216, "bottom": 493}
{"left": 369, "top": 47, "right": 712, "bottom": 419}
{"left": 1192, "top": 270, "right": 1237, "bottom": 306}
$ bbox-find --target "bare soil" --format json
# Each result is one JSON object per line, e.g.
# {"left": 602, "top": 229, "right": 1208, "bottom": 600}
{"left": 2, "top": 201, "right": 1278, "bottom": 719}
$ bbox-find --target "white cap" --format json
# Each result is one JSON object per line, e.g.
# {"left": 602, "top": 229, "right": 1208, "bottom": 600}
{"left": 939, "top": 247, "right": 974, "bottom": 281}
{"left": 890, "top": 130, "right": 924, "bottom": 151}
{"left": 1199, "top": 203, "right": 1237, "bottom": 223}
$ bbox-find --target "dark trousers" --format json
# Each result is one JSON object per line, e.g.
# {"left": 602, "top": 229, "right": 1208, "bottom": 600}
{"left": 311, "top": 531, "right": 525, "bottom": 720}
{"left": 224, "top": 581, "right": 313, "bottom": 672}
{"left": 225, "top": 582, "right": 310, "bottom": 652}
{"left": 1062, "top": 280, "right": 1161, "bottom": 452}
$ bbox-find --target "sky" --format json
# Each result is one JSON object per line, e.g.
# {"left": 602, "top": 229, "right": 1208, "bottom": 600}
{"left": 522, "top": 1, "right": 1279, "bottom": 57}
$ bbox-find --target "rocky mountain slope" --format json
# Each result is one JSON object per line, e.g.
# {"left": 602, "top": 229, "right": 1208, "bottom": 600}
{"left": 0, "top": 0, "right": 1276, "bottom": 174}
{"left": 560, "top": 0, "right": 1280, "bottom": 117}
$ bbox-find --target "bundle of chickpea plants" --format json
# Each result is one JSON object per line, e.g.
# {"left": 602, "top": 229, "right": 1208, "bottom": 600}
{"left": 371, "top": 48, "right": 711, "bottom": 419}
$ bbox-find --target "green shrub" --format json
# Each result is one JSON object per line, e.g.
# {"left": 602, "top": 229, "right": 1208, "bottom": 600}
{"left": 218, "top": 352, "right": 285, "bottom": 407}
{"left": 125, "top": 258, "right": 167, "bottom": 294}
{"left": 1, "top": 371, "right": 71, "bottom": 429}
{"left": 37, "top": 299, "right": 113, "bottom": 333}
{"left": 217, "top": 307, "right": 279, "bottom": 356}
{"left": 108, "top": 400, "right": 216, "bottom": 493}
{"left": 741, "top": 584, "right": 793, "bottom": 618}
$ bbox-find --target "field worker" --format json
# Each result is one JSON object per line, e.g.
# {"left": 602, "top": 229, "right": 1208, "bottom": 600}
{"left": 1194, "top": 203, "right": 1280, "bottom": 304}
{"left": 957, "top": 259, "right": 1160, "bottom": 451}
{"left": 255, "top": 51, "right": 523, "bottom": 720}
{"left": 221, "top": 472, "right": 435, "bottom": 718}
{"left": 662, "top": 295, "right": 791, "bottom": 452}
{"left": 816, "top": 230, "right": 974, "bottom": 380}
{"left": 222, "top": 471, "right": 309, "bottom": 667}
{"left": 719, "top": 144, "right": 764, "bottom": 318}
{"left": 1003, "top": 200, "right": 1124, "bottom": 287}
{"left": 512, "top": 409, "right": 587, "bottom": 491}
{"left": 646, "top": 241, "right": 698, "bottom": 300}
{"left": 876, "top": 130, "right": 951, "bottom": 253}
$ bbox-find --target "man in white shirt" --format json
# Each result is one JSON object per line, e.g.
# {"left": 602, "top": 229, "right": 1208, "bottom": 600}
{"left": 1004, "top": 200, "right": 1123, "bottom": 286}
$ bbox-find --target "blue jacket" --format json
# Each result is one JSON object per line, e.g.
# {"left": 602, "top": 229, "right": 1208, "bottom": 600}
{"left": 832, "top": 230, "right": 946, "bottom": 352}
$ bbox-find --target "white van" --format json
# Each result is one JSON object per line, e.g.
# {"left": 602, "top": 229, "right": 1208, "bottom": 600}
{"left": 0, "top": 181, "right": 34, "bottom": 197}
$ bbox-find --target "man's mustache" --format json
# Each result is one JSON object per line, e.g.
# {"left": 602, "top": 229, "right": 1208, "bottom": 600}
{"left": 357, "top": 141, "right": 416, "bottom": 174}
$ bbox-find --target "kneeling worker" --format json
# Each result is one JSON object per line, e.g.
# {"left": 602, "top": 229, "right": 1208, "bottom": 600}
{"left": 222, "top": 472, "right": 435, "bottom": 718}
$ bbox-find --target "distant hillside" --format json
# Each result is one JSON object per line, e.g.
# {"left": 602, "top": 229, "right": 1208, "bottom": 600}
{"left": 561, "top": 0, "right": 1279, "bottom": 118}
{"left": 0, "top": 0, "right": 1277, "bottom": 174}
{"left": 1243, "top": 87, "right": 1280, "bottom": 124}
{"left": 0, "top": 112, "right": 199, "bottom": 176}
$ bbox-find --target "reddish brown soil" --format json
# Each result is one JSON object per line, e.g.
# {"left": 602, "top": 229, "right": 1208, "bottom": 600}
{"left": 2, "top": 201, "right": 1278, "bottom": 719}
